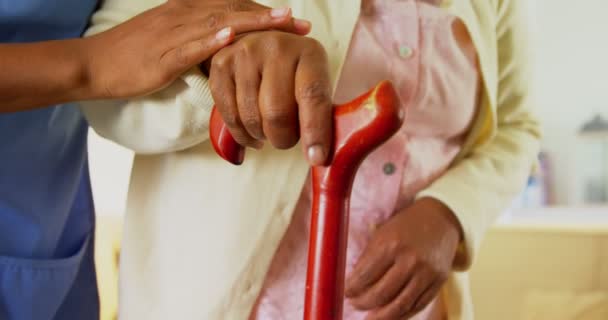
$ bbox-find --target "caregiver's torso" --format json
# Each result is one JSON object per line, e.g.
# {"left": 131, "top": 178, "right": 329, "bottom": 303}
{"left": 0, "top": 0, "right": 99, "bottom": 318}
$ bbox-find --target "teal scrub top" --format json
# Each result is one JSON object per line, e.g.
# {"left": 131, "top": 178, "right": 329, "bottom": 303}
{"left": 0, "top": 0, "right": 100, "bottom": 319}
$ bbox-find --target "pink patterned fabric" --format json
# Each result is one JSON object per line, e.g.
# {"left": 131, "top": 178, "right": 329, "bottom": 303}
{"left": 251, "top": 1, "right": 480, "bottom": 319}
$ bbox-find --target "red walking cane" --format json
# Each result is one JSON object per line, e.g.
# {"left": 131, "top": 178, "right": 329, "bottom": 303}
{"left": 209, "top": 81, "right": 404, "bottom": 320}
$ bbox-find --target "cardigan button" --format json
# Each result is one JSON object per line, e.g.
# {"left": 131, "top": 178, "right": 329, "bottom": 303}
{"left": 399, "top": 45, "right": 413, "bottom": 59}
{"left": 383, "top": 162, "right": 396, "bottom": 175}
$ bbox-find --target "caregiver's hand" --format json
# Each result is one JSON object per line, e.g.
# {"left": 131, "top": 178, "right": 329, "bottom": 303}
{"left": 345, "top": 198, "right": 463, "bottom": 320}
{"left": 207, "top": 31, "right": 333, "bottom": 166}
{"left": 87, "top": 0, "right": 310, "bottom": 99}
{"left": 0, "top": 0, "right": 310, "bottom": 112}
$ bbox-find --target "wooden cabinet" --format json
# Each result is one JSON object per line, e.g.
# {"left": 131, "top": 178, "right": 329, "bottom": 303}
{"left": 470, "top": 208, "right": 608, "bottom": 320}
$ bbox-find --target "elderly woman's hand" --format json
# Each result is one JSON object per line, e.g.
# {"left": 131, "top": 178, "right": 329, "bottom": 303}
{"left": 207, "top": 31, "right": 333, "bottom": 165}
{"left": 345, "top": 198, "right": 463, "bottom": 320}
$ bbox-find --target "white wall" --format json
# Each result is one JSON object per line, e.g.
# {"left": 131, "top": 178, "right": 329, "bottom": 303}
{"left": 532, "top": 0, "right": 608, "bottom": 205}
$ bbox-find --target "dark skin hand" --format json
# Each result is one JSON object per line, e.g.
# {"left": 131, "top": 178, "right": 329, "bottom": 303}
{"left": 86, "top": 0, "right": 311, "bottom": 100}
{"left": 207, "top": 31, "right": 333, "bottom": 166}
{"left": 345, "top": 197, "right": 464, "bottom": 320}
{"left": 0, "top": 0, "right": 310, "bottom": 112}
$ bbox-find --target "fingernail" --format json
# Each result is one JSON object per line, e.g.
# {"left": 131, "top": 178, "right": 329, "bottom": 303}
{"left": 215, "top": 27, "right": 232, "bottom": 41}
{"left": 294, "top": 19, "right": 312, "bottom": 32}
{"left": 307, "top": 145, "right": 326, "bottom": 166}
{"left": 271, "top": 7, "right": 291, "bottom": 18}
{"left": 252, "top": 140, "right": 264, "bottom": 150}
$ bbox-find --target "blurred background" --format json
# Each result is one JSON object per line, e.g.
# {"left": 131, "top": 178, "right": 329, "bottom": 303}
{"left": 88, "top": 0, "right": 608, "bottom": 319}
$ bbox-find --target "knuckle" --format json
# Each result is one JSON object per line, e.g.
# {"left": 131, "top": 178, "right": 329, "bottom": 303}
{"left": 156, "top": 11, "right": 172, "bottom": 25}
{"left": 357, "top": 271, "right": 372, "bottom": 286}
{"left": 240, "top": 106, "right": 261, "bottom": 127}
{"left": 298, "top": 80, "right": 331, "bottom": 106}
{"left": 262, "top": 35, "right": 284, "bottom": 54}
{"left": 300, "top": 115, "right": 323, "bottom": 133}
{"left": 241, "top": 93, "right": 258, "bottom": 109}
{"left": 158, "top": 4, "right": 179, "bottom": 19}
{"left": 384, "top": 239, "right": 402, "bottom": 255}
{"left": 226, "top": 0, "right": 249, "bottom": 12}
{"left": 211, "top": 53, "right": 232, "bottom": 70}
{"left": 221, "top": 112, "right": 240, "bottom": 128}
{"left": 205, "top": 12, "right": 224, "bottom": 29}
{"left": 410, "top": 254, "right": 424, "bottom": 269}
{"left": 237, "top": 42, "right": 256, "bottom": 57}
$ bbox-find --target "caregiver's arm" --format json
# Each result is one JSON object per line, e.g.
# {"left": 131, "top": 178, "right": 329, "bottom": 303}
{"left": 1, "top": 0, "right": 299, "bottom": 113}
{"left": 417, "top": 0, "right": 541, "bottom": 269}
{"left": 82, "top": 0, "right": 310, "bottom": 154}
{"left": 0, "top": 40, "right": 101, "bottom": 112}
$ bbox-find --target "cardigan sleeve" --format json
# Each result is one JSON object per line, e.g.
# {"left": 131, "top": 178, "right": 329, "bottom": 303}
{"left": 417, "top": 0, "right": 541, "bottom": 270}
{"left": 79, "top": 0, "right": 215, "bottom": 154}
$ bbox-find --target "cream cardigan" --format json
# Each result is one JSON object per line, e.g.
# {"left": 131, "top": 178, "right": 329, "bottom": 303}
{"left": 81, "top": 0, "right": 541, "bottom": 319}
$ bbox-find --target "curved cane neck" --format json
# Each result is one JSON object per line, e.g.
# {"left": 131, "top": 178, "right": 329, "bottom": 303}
{"left": 312, "top": 81, "right": 404, "bottom": 193}
{"left": 305, "top": 81, "right": 403, "bottom": 320}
